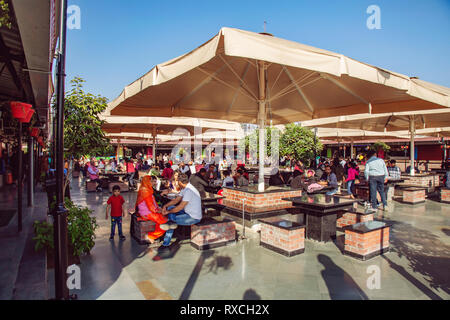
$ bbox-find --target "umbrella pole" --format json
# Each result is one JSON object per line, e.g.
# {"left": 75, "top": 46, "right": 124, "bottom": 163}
{"left": 350, "top": 141, "right": 354, "bottom": 159}
{"left": 410, "top": 117, "right": 415, "bottom": 176}
{"left": 257, "top": 61, "right": 266, "bottom": 192}
{"left": 152, "top": 125, "right": 157, "bottom": 163}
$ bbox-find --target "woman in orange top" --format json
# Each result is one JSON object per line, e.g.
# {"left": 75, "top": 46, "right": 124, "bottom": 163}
{"left": 135, "top": 176, "right": 168, "bottom": 243}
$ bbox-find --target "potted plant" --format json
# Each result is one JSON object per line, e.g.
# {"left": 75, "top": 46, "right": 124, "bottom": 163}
{"left": 33, "top": 197, "right": 99, "bottom": 267}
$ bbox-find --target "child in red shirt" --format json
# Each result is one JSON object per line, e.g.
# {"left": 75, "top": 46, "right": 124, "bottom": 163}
{"left": 106, "top": 185, "right": 126, "bottom": 241}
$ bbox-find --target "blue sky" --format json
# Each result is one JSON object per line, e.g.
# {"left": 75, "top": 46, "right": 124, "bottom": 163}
{"left": 65, "top": 0, "right": 450, "bottom": 101}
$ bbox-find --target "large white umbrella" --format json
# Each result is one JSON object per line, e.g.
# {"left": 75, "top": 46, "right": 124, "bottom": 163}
{"left": 107, "top": 27, "right": 450, "bottom": 190}
{"left": 302, "top": 109, "right": 450, "bottom": 175}
{"left": 101, "top": 115, "right": 242, "bottom": 162}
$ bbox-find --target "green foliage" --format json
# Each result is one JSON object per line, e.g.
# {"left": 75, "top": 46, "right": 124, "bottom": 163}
{"left": 33, "top": 221, "right": 54, "bottom": 252}
{"left": 34, "top": 197, "right": 99, "bottom": 257}
{"left": 64, "top": 197, "right": 99, "bottom": 257}
{"left": 0, "top": 0, "right": 11, "bottom": 29}
{"left": 60, "top": 77, "right": 113, "bottom": 158}
{"left": 243, "top": 126, "right": 282, "bottom": 157}
{"left": 279, "top": 124, "right": 323, "bottom": 164}
{"left": 371, "top": 141, "right": 391, "bottom": 152}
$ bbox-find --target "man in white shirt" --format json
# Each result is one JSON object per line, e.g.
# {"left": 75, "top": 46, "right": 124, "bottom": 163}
{"left": 161, "top": 173, "right": 202, "bottom": 247}
{"left": 189, "top": 161, "right": 196, "bottom": 175}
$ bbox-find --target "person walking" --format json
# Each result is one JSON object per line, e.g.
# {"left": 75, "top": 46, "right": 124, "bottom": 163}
{"left": 364, "top": 150, "right": 389, "bottom": 213}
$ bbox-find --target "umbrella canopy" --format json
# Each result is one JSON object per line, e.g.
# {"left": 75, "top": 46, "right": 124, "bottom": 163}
{"left": 317, "top": 128, "right": 412, "bottom": 159}
{"left": 105, "top": 131, "right": 245, "bottom": 141}
{"left": 316, "top": 128, "right": 411, "bottom": 140}
{"left": 107, "top": 27, "right": 450, "bottom": 189}
{"left": 101, "top": 115, "right": 242, "bottom": 134}
{"left": 300, "top": 108, "right": 450, "bottom": 131}
{"left": 101, "top": 115, "right": 243, "bottom": 161}
{"left": 302, "top": 109, "right": 450, "bottom": 175}
{"left": 107, "top": 27, "right": 449, "bottom": 121}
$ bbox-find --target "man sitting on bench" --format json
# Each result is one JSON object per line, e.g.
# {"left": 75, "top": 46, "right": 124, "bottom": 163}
{"left": 161, "top": 173, "right": 202, "bottom": 247}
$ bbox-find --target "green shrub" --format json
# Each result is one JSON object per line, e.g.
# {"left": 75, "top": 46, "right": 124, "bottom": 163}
{"left": 33, "top": 197, "right": 99, "bottom": 257}
{"left": 33, "top": 220, "right": 54, "bottom": 252}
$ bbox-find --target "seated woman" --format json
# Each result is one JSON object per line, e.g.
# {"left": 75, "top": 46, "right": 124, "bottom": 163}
{"left": 169, "top": 170, "right": 182, "bottom": 193}
{"left": 135, "top": 176, "right": 175, "bottom": 244}
{"left": 161, "top": 170, "right": 181, "bottom": 195}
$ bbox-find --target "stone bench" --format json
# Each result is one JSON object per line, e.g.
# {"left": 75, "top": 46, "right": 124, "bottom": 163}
{"left": 439, "top": 187, "right": 450, "bottom": 204}
{"left": 130, "top": 214, "right": 156, "bottom": 245}
{"left": 202, "top": 203, "right": 225, "bottom": 218}
{"left": 336, "top": 209, "right": 374, "bottom": 232}
{"left": 85, "top": 180, "right": 98, "bottom": 192}
{"left": 191, "top": 217, "right": 236, "bottom": 250}
{"left": 344, "top": 221, "right": 390, "bottom": 261}
{"left": 259, "top": 217, "right": 305, "bottom": 257}
{"left": 354, "top": 185, "right": 385, "bottom": 202}
{"left": 400, "top": 186, "right": 427, "bottom": 204}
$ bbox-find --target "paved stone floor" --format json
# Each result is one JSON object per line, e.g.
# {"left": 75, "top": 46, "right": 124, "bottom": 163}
{"left": 2, "top": 177, "right": 450, "bottom": 300}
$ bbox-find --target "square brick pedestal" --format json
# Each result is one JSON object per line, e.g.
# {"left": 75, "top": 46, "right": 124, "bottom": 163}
{"left": 336, "top": 210, "right": 373, "bottom": 231}
{"left": 191, "top": 217, "right": 236, "bottom": 250}
{"left": 440, "top": 188, "right": 450, "bottom": 204}
{"left": 344, "top": 221, "right": 390, "bottom": 261}
{"left": 130, "top": 214, "right": 156, "bottom": 245}
{"left": 402, "top": 187, "right": 426, "bottom": 204}
{"left": 259, "top": 217, "right": 305, "bottom": 257}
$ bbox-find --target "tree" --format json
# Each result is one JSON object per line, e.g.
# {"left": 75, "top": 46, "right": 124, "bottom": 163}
{"left": 244, "top": 126, "right": 282, "bottom": 157}
{"left": 0, "top": 0, "right": 11, "bottom": 29}
{"left": 279, "top": 124, "right": 323, "bottom": 164}
{"left": 371, "top": 141, "right": 390, "bottom": 152}
{"left": 61, "top": 77, "right": 113, "bottom": 159}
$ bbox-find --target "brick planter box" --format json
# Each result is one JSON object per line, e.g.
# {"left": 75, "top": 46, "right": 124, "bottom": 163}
{"left": 336, "top": 210, "right": 373, "bottom": 232}
{"left": 222, "top": 186, "right": 302, "bottom": 214}
{"left": 440, "top": 188, "right": 450, "bottom": 204}
{"left": 259, "top": 217, "right": 305, "bottom": 257}
{"left": 130, "top": 214, "right": 156, "bottom": 245}
{"left": 402, "top": 174, "right": 439, "bottom": 191}
{"left": 402, "top": 187, "right": 426, "bottom": 204}
{"left": 191, "top": 217, "right": 236, "bottom": 250}
{"left": 344, "top": 221, "right": 390, "bottom": 261}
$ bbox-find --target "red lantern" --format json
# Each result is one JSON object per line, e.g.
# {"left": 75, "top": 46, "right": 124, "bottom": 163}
{"left": 19, "top": 109, "right": 35, "bottom": 123}
{"left": 10, "top": 101, "right": 32, "bottom": 119}
{"left": 30, "top": 127, "right": 40, "bottom": 137}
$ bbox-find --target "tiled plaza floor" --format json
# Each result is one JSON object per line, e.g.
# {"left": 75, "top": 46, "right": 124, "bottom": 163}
{"left": 58, "top": 177, "right": 450, "bottom": 300}
{"left": 3, "top": 176, "right": 449, "bottom": 300}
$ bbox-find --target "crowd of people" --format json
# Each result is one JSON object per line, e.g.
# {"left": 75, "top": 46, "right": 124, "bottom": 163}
{"left": 71, "top": 149, "right": 450, "bottom": 247}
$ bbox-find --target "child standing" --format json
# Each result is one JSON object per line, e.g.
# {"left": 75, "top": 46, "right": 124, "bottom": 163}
{"left": 106, "top": 185, "right": 126, "bottom": 241}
